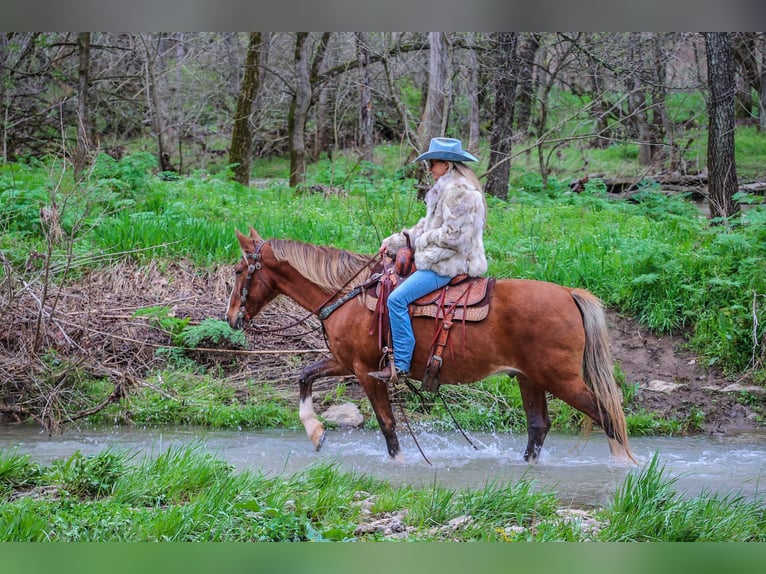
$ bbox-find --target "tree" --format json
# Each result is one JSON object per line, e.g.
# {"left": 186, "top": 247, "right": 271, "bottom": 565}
{"left": 485, "top": 33, "right": 519, "bottom": 200}
{"left": 704, "top": 32, "right": 740, "bottom": 220}
{"left": 140, "top": 33, "right": 176, "bottom": 173}
{"left": 74, "top": 32, "right": 92, "bottom": 179}
{"left": 287, "top": 32, "right": 331, "bottom": 186}
{"left": 355, "top": 32, "right": 374, "bottom": 163}
{"left": 514, "top": 33, "right": 540, "bottom": 136}
{"left": 761, "top": 34, "right": 766, "bottom": 130}
{"left": 415, "top": 32, "right": 450, "bottom": 156}
{"left": 229, "top": 33, "right": 263, "bottom": 186}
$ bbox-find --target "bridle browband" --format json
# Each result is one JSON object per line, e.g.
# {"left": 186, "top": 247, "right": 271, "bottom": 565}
{"left": 236, "top": 237, "right": 382, "bottom": 333}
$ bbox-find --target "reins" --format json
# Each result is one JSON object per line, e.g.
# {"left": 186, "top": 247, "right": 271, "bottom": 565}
{"left": 238, "top": 238, "right": 383, "bottom": 335}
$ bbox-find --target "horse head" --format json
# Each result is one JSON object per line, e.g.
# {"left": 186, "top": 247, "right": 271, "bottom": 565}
{"left": 226, "top": 227, "right": 277, "bottom": 329}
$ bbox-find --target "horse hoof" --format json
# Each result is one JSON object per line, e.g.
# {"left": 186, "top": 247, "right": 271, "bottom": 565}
{"left": 314, "top": 430, "right": 327, "bottom": 452}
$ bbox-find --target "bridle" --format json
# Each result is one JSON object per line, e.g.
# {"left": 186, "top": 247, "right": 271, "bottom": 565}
{"left": 235, "top": 238, "right": 267, "bottom": 327}
{"left": 236, "top": 237, "right": 383, "bottom": 334}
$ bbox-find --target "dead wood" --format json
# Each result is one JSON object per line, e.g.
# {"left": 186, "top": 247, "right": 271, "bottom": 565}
{"left": 0, "top": 259, "right": 330, "bottom": 432}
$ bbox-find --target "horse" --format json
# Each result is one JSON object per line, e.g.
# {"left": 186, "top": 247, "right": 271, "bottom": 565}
{"left": 225, "top": 227, "right": 636, "bottom": 465}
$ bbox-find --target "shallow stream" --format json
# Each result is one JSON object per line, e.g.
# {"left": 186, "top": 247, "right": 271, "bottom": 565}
{"left": 2, "top": 425, "right": 765, "bottom": 507}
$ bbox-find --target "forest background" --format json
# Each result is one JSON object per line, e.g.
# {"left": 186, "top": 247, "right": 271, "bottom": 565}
{"left": 1, "top": 31, "right": 765, "bottom": 435}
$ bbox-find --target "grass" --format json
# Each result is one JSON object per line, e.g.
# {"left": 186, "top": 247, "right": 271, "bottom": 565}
{"left": 599, "top": 454, "right": 766, "bottom": 541}
{"left": 1, "top": 446, "right": 764, "bottom": 542}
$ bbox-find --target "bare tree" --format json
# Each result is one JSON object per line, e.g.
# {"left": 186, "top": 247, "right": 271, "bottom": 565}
{"left": 74, "top": 32, "right": 92, "bottom": 179}
{"left": 140, "top": 34, "right": 176, "bottom": 173}
{"left": 705, "top": 32, "right": 740, "bottom": 220}
{"left": 458, "top": 32, "right": 481, "bottom": 153}
{"left": 286, "top": 32, "right": 331, "bottom": 186}
{"left": 515, "top": 33, "right": 540, "bottom": 136}
{"left": 761, "top": 34, "right": 766, "bottom": 130}
{"left": 355, "top": 32, "right": 374, "bottom": 163}
{"left": 415, "top": 32, "right": 450, "bottom": 154}
{"left": 229, "top": 33, "right": 264, "bottom": 186}
{"left": 381, "top": 33, "right": 416, "bottom": 152}
{"left": 288, "top": 33, "right": 312, "bottom": 187}
{"left": 485, "top": 33, "right": 519, "bottom": 200}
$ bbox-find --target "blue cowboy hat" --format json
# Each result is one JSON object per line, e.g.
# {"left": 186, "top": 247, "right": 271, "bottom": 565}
{"left": 413, "top": 137, "right": 478, "bottom": 163}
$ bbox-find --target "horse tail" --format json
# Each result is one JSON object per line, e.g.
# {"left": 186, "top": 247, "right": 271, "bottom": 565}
{"left": 570, "top": 289, "right": 637, "bottom": 463}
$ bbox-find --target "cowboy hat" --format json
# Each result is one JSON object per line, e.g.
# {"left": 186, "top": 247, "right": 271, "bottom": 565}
{"left": 413, "top": 137, "right": 478, "bottom": 163}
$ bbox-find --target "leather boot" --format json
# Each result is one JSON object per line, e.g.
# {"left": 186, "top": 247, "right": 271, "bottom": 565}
{"left": 368, "top": 365, "right": 394, "bottom": 382}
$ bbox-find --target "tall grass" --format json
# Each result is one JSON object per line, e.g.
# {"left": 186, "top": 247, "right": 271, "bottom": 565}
{"left": 599, "top": 454, "right": 766, "bottom": 541}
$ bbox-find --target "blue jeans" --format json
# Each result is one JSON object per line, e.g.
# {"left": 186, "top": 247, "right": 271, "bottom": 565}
{"left": 388, "top": 269, "right": 451, "bottom": 373}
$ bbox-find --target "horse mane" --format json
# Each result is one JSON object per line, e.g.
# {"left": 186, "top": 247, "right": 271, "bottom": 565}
{"left": 269, "top": 239, "right": 372, "bottom": 294}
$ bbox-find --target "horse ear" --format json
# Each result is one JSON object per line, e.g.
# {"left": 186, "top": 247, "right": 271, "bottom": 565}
{"left": 248, "top": 226, "right": 262, "bottom": 241}
{"left": 236, "top": 229, "right": 250, "bottom": 248}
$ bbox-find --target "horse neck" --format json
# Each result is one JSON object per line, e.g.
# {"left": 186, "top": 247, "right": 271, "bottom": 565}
{"left": 265, "top": 252, "right": 336, "bottom": 314}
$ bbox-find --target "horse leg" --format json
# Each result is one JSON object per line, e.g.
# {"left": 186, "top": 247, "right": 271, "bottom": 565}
{"left": 298, "top": 357, "right": 350, "bottom": 451}
{"left": 359, "top": 374, "right": 404, "bottom": 463}
{"left": 545, "top": 376, "right": 634, "bottom": 463}
{"left": 517, "top": 375, "right": 551, "bottom": 463}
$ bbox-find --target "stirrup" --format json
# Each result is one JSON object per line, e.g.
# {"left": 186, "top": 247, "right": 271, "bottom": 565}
{"left": 387, "top": 370, "right": 411, "bottom": 405}
{"left": 369, "top": 365, "right": 393, "bottom": 382}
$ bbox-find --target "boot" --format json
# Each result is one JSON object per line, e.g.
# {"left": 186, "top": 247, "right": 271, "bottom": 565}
{"left": 369, "top": 366, "right": 409, "bottom": 383}
{"left": 367, "top": 365, "right": 409, "bottom": 383}
{"left": 368, "top": 365, "right": 395, "bottom": 382}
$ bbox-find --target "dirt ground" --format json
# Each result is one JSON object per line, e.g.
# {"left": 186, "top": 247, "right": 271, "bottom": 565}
{"left": 606, "top": 311, "right": 763, "bottom": 434}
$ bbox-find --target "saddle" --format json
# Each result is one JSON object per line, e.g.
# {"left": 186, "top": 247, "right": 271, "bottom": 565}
{"left": 364, "top": 257, "right": 495, "bottom": 391}
{"left": 363, "top": 272, "right": 494, "bottom": 321}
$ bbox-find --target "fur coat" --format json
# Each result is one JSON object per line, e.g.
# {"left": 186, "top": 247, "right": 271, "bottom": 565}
{"left": 383, "top": 168, "right": 487, "bottom": 278}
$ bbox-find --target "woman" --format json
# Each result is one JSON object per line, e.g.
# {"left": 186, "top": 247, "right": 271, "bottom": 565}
{"left": 369, "top": 137, "right": 488, "bottom": 388}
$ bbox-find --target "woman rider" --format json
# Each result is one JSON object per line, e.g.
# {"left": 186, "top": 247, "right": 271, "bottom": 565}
{"left": 369, "top": 137, "right": 488, "bottom": 389}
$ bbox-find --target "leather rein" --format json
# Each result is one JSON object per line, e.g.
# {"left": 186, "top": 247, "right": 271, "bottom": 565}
{"left": 237, "top": 238, "right": 382, "bottom": 334}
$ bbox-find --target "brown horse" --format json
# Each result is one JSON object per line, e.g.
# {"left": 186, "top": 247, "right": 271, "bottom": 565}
{"left": 226, "top": 227, "right": 636, "bottom": 464}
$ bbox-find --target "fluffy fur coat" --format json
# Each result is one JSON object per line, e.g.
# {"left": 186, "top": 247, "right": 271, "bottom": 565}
{"left": 383, "top": 168, "right": 487, "bottom": 278}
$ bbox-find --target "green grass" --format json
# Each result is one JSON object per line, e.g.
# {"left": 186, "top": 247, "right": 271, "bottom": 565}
{"left": 599, "top": 454, "right": 766, "bottom": 541}
{"left": 89, "top": 371, "right": 299, "bottom": 429}
{"left": 2, "top": 446, "right": 764, "bottom": 541}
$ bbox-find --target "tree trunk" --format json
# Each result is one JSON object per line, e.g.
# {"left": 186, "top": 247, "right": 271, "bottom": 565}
{"left": 515, "top": 33, "right": 540, "bottom": 136}
{"left": 465, "top": 33, "right": 481, "bottom": 152}
{"left": 74, "top": 32, "right": 91, "bottom": 179}
{"left": 627, "top": 33, "right": 655, "bottom": 166}
{"left": 584, "top": 35, "right": 611, "bottom": 148}
{"left": 140, "top": 34, "right": 175, "bottom": 173}
{"left": 759, "top": 34, "right": 766, "bottom": 130}
{"left": 650, "top": 33, "right": 668, "bottom": 154}
{"left": 381, "top": 33, "right": 415, "bottom": 151}
{"left": 288, "top": 33, "right": 312, "bottom": 187}
{"left": 355, "top": 32, "right": 374, "bottom": 163}
{"left": 732, "top": 32, "right": 758, "bottom": 120}
{"left": 308, "top": 32, "right": 331, "bottom": 162}
{"left": 229, "top": 32, "right": 263, "bottom": 186}
{"left": 414, "top": 32, "right": 450, "bottom": 193}
{"left": 705, "top": 32, "right": 740, "bottom": 220}
{"left": 416, "top": 32, "right": 449, "bottom": 154}
{"left": 485, "top": 33, "right": 519, "bottom": 200}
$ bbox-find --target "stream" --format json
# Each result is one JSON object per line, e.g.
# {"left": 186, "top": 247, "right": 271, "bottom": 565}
{"left": 2, "top": 424, "right": 765, "bottom": 507}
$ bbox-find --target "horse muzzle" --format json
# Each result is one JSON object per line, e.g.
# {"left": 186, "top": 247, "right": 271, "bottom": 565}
{"left": 226, "top": 312, "right": 245, "bottom": 330}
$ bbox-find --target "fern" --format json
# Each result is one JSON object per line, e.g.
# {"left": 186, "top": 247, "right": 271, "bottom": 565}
{"left": 176, "top": 318, "right": 246, "bottom": 349}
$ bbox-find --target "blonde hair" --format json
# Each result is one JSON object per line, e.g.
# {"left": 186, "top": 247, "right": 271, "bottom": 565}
{"left": 448, "top": 161, "right": 488, "bottom": 225}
